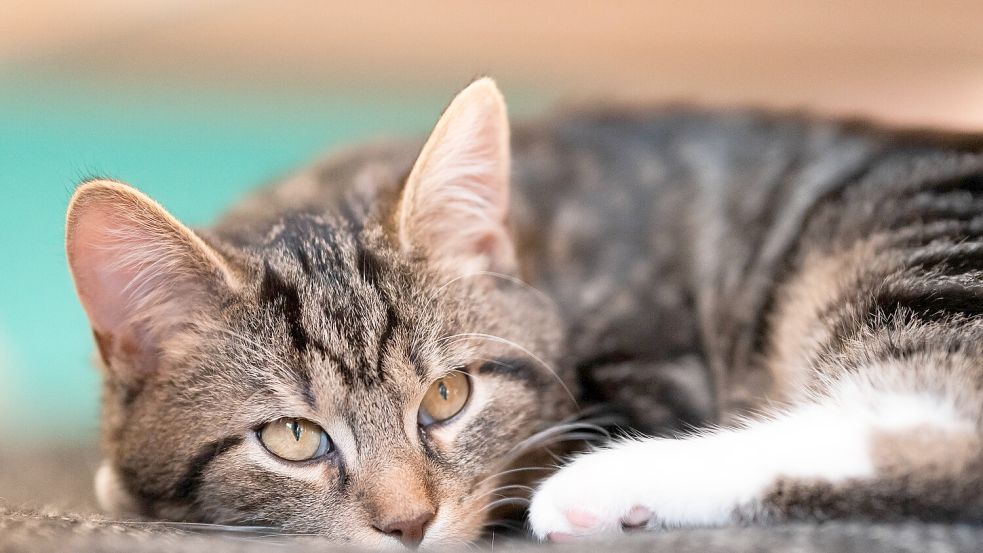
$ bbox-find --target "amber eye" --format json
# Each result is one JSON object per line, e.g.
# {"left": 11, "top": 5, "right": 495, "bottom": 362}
{"left": 258, "top": 418, "right": 332, "bottom": 462}
{"left": 419, "top": 370, "right": 471, "bottom": 426}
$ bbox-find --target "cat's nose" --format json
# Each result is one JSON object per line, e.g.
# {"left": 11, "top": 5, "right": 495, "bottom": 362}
{"left": 374, "top": 509, "right": 434, "bottom": 549}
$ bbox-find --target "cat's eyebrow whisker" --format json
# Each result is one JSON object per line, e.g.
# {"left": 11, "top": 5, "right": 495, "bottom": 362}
{"left": 438, "top": 332, "right": 579, "bottom": 408}
{"left": 472, "top": 270, "right": 554, "bottom": 306}
{"left": 423, "top": 270, "right": 553, "bottom": 316}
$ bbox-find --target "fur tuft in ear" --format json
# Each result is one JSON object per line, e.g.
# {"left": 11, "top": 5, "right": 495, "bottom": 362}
{"left": 65, "top": 180, "right": 236, "bottom": 376}
{"left": 398, "top": 77, "right": 515, "bottom": 274}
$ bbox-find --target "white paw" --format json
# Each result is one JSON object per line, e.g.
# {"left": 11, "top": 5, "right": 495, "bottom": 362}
{"left": 527, "top": 438, "right": 747, "bottom": 542}
{"left": 527, "top": 382, "right": 951, "bottom": 542}
{"left": 527, "top": 443, "right": 656, "bottom": 541}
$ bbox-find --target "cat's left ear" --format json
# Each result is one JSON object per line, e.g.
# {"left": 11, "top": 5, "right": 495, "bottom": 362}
{"left": 397, "top": 77, "right": 515, "bottom": 274}
{"left": 65, "top": 180, "right": 239, "bottom": 378}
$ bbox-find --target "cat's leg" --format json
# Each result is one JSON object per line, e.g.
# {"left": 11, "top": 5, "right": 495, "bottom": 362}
{"left": 528, "top": 370, "right": 981, "bottom": 541}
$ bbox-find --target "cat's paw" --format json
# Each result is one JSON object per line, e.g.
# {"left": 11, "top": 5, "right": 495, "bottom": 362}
{"left": 527, "top": 439, "right": 738, "bottom": 542}
{"left": 528, "top": 443, "right": 661, "bottom": 541}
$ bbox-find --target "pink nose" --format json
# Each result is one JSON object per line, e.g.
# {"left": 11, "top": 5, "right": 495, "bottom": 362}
{"left": 374, "top": 510, "right": 434, "bottom": 548}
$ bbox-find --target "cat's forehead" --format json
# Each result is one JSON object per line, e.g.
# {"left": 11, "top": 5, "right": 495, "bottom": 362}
{"left": 234, "top": 213, "right": 452, "bottom": 399}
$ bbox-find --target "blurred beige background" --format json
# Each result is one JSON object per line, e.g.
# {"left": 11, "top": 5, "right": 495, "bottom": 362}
{"left": 4, "top": 0, "right": 983, "bottom": 128}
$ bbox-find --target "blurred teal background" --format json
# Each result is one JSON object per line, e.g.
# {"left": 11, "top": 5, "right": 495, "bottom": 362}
{"left": 0, "top": 70, "right": 545, "bottom": 444}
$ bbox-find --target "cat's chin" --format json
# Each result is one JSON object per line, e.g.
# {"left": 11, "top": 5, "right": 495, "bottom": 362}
{"left": 94, "top": 460, "right": 140, "bottom": 516}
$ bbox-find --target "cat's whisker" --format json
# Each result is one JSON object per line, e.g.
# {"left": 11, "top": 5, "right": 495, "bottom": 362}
{"left": 472, "top": 483, "right": 534, "bottom": 503}
{"left": 501, "top": 428, "right": 613, "bottom": 470}
{"left": 481, "top": 518, "right": 526, "bottom": 545}
{"left": 99, "top": 519, "right": 283, "bottom": 536}
{"left": 504, "top": 436, "right": 600, "bottom": 468}
{"left": 474, "top": 466, "right": 553, "bottom": 488}
{"left": 478, "top": 497, "right": 531, "bottom": 514}
{"left": 508, "top": 421, "right": 610, "bottom": 455}
{"left": 483, "top": 519, "right": 524, "bottom": 533}
{"left": 434, "top": 332, "right": 480, "bottom": 348}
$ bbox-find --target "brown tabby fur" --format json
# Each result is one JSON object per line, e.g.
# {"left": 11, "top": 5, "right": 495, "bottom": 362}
{"left": 64, "top": 79, "right": 983, "bottom": 546}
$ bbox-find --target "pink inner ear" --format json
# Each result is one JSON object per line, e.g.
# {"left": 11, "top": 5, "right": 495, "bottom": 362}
{"left": 71, "top": 205, "right": 145, "bottom": 337}
{"left": 69, "top": 202, "right": 163, "bottom": 372}
{"left": 404, "top": 83, "right": 514, "bottom": 272}
{"left": 67, "top": 185, "right": 217, "bottom": 372}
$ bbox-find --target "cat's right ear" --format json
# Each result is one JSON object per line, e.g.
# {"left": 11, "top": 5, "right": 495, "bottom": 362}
{"left": 65, "top": 180, "right": 237, "bottom": 377}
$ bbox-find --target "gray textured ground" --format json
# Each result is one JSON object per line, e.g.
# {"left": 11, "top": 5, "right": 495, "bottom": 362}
{"left": 2, "top": 445, "right": 981, "bottom": 552}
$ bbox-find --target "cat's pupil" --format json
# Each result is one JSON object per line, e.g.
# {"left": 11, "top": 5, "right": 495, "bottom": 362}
{"left": 439, "top": 381, "right": 448, "bottom": 401}
{"left": 290, "top": 420, "right": 302, "bottom": 441}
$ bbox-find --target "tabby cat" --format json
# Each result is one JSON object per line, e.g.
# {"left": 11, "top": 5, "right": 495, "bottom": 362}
{"left": 65, "top": 79, "right": 983, "bottom": 548}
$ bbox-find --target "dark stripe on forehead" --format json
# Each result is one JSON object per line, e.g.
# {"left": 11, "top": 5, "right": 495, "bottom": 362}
{"left": 411, "top": 343, "right": 426, "bottom": 380}
{"left": 296, "top": 368, "right": 317, "bottom": 409}
{"left": 259, "top": 261, "right": 326, "bottom": 355}
{"left": 349, "top": 235, "right": 401, "bottom": 387}
{"left": 173, "top": 435, "right": 244, "bottom": 501}
{"left": 329, "top": 350, "right": 358, "bottom": 389}
{"left": 375, "top": 304, "right": 398, "bottom": 382}
{"left": 345, "top": 411, "right": 364, "bottom": 457}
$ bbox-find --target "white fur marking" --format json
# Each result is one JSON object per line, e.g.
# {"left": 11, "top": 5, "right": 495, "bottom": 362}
{"left": 528, "top": 376, "right": 969, "bottom": 540}
{"left": 95, "top": 461, "right": 139, "bottom": 515}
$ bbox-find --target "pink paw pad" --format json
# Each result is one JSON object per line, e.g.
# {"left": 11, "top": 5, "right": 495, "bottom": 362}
{"left": 564, "top": 509, "right": 599, "bottom": 529}
{"left": 622, "top": 506, "right": 653, "bottom": 528}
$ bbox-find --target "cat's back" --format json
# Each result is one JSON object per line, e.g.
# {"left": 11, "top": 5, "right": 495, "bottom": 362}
{"left": 506, "top": 107, "right": 983, "bottom": 428}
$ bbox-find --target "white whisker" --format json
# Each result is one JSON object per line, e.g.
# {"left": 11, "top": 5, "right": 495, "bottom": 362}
{"left": 423, "top": 270, "right": 552, "bottom": 316}
{"left": 479, "top": 497, "right": 530, "bottom": 514}
{"left": 472, "top": 483, "right": 534, "bottom": 503}
{"left": 475, "top": 466, "right": 553, "bottom": 488}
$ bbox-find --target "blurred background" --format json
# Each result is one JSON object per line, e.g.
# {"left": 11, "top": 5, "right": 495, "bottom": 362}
{"left": 2, "top": 0, "right": 983, "bottom": 446}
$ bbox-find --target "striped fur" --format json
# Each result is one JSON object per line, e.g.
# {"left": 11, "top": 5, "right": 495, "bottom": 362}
{"left": 65, "top": 80, "right": 983, "bottom": 545}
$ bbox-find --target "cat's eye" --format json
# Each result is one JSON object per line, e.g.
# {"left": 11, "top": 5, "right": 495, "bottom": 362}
{"left": 258, "top": 418, "right": 332, "bottom": 462}
{"left": 418, "top": 370, "right": 471, "bottom": 426}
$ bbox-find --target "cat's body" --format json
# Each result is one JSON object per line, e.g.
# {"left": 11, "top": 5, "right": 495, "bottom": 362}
{"left": 65, "top": 80, "right": 983, "bottom": 547}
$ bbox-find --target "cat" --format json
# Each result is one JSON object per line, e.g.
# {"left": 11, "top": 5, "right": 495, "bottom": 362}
{"left": 64, "top": 78, "right": 983, "bottom": 548}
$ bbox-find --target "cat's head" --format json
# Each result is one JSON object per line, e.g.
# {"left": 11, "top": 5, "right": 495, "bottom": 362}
{"left": 65, "top": 79, "right": 575, "bottom": 547}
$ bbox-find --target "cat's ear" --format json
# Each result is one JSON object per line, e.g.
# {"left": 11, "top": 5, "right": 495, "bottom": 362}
{"left": 397, "top": 77, "right": 515, "bottom": 274}
{"left": 66, "top": 180, "right": 237, "bottom": 377}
